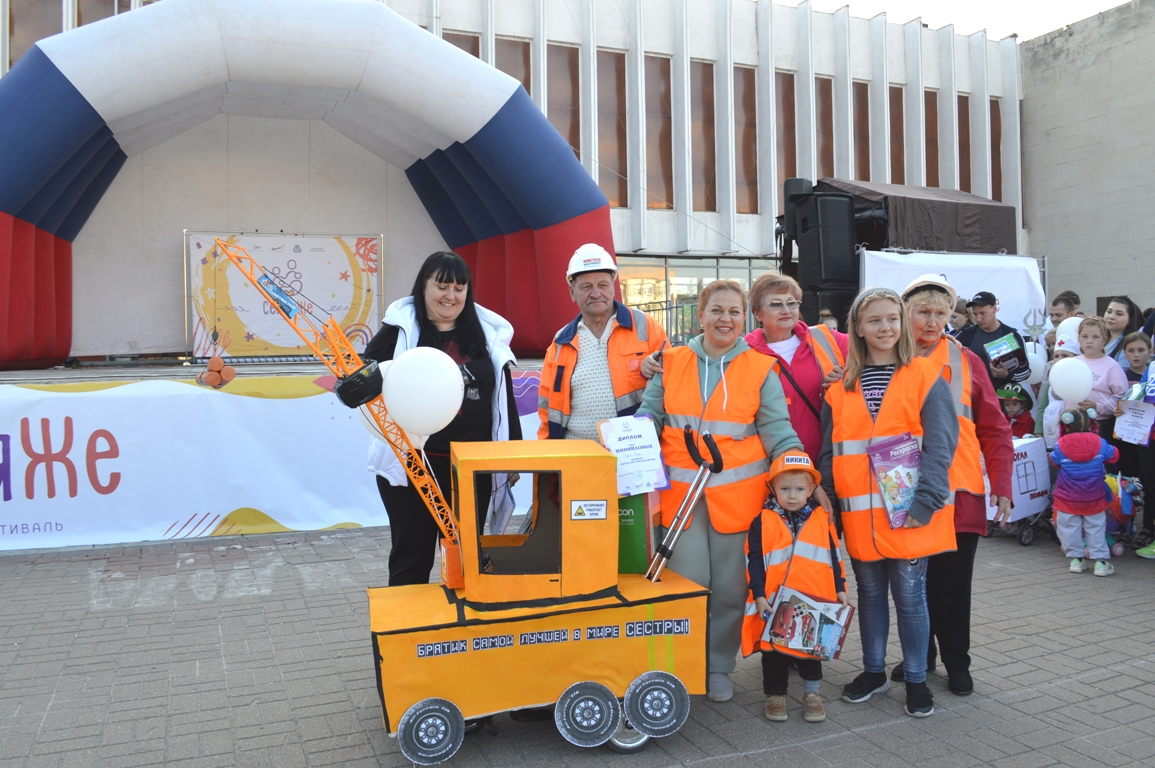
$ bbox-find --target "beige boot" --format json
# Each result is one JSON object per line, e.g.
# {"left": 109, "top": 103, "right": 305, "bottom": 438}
{"left": 802, "top": 691, "right": 827, "bottom": 722}
{"left": 764, "top": 695, "right": 788, "bottom": 721}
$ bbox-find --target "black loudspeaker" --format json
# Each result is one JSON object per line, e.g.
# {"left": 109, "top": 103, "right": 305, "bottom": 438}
{"left": 801, "top": 289, "right": 858, "bottom": 330}
{"left": 782, "top": 178, "right": 812, "bottom": 238}
{"left": 795, "top": 193, "right": 857, "bottom": 290}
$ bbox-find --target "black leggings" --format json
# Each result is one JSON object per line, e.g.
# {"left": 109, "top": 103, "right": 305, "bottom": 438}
{"left": 762, "top": 650, "right": 821, "bottom": 695}
{"left": 375, "top": 454, "right": 491, "bottom": 586}
{"left": 926, "top": 532, "right": 980, "bottom": 674}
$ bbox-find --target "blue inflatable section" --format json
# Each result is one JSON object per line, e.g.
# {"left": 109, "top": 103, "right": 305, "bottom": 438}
{"left": 0, "top": 46, "right": 124, "bottom": 238}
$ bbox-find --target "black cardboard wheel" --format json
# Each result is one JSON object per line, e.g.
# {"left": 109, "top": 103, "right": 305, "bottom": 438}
{"left": 554, "top": 681, "right": 621, "bottom": 748}
{"left": 1018, "top": 524, "right": 1035, "bottom": 546}
{"left": 397, "top": 698, "right": 465, "bottom": 765}
{"left": 622, "top": 671, "right": 690, "bottom": 738}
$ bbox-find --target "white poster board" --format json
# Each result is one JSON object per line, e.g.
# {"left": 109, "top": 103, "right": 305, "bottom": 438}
{"left": 987, "top": 437, "right": 1051, "bottom": 523}
{"left": 862, "top": 251, "right": 1047, "bottom": 338}
{"left": 186, "top": 232, "right": 383, "bottom": 358}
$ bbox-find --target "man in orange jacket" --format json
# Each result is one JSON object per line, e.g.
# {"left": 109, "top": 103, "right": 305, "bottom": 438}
{"left": 538, "top": 244, "right": 668, "bottom": 440}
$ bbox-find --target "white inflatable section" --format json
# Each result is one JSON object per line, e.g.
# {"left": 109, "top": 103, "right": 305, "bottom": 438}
{"left": 69, "top": 114, "right": 447, "bottom": 357}
{"left": 36, "top": 0, "right": 520, "bottom": 162}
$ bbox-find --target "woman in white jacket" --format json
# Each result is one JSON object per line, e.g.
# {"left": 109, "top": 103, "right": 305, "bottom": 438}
{"left": 363, "top": 251, "right": 521, "bottom": 586}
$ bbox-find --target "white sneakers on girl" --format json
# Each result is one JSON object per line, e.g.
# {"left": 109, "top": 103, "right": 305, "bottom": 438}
{"left": 1093, "top": 560, "right": 1115, "bottom": 576}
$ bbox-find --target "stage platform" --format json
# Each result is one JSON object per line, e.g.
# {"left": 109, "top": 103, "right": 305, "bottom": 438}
{"left": 0, "top": 359, "right": 546, "bottom": 552}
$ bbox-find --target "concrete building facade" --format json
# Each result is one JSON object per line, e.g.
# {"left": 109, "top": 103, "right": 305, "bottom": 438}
{"left": 2, "top": 0, "right": 1022, "bottom": 356}
{"left": 1021, "top": 0, "right": 1155, "bottom": 313}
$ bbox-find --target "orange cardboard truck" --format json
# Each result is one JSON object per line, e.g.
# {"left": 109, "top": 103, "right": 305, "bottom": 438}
{"left": 212, "top": 239, "right": 708, "bottom": 764}
{"left": 369, "top": 441, "right": 708, "bottom": 764}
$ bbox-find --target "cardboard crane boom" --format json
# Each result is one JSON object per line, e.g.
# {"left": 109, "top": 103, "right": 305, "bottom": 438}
{"left": 213, "top": 238, "right": 465, "bottom": 588}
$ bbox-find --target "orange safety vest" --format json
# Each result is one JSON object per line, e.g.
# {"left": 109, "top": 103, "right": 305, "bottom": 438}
{"left": 926, "top": 336, "right": 987, "bottom": 496}
{"left": 825, "top": 357, "right": 957, "bottom": 561}
{"left": 537, "top": 301, "right": 669, "bottom": 439}
{"left": 740, "top": 504, "right": 843, "bottom": 657}
{"left": 807, "top": 324, "right": 846, "bottom": 377}
{"left": 658, "top": 345, "right": 776, "bottom": 534}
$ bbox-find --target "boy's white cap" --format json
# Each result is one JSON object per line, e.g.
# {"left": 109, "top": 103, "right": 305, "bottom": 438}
{"left": 1054, "top": 333, "right": 1081, "bottom": 355}
{"left": 901, "top": 274, "right": 957, "bottom": 306}
{"left": 567, "top": 244, "right": 618, "bottom": 280}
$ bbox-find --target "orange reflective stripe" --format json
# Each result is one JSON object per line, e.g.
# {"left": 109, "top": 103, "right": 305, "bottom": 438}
{"left": 826, "top": 358, "right": 957, "bottom": 561}
{"left": 808, "top": 325, "right": 845, "bottom": 377}
{"left": 659, "top": 346, "right": 775, "bottom": 534}
{"left": 929, "top": 338, "right": 986, "bottom": 496}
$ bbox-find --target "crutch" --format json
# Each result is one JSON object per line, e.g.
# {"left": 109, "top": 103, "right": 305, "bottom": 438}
{"left": 646, "top": 426, "right": 724, "bottom": 582}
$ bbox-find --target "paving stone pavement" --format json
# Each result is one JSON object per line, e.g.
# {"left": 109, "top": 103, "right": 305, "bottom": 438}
{"left": 1, "top": 527, "right": 1153, "bottom": 768}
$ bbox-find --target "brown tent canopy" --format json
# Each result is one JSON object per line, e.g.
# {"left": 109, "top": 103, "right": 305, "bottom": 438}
{"left": 814, "top": 178, "right": 1017, "bottom": 254}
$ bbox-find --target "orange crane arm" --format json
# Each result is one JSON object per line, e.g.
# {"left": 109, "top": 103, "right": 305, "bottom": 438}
{"left": 213, "top": 238, "right": 459, "bottom": 546}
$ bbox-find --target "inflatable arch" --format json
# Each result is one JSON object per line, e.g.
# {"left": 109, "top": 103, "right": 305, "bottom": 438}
{"left": 0, "top": 0, "right": 612, "bottom": 368}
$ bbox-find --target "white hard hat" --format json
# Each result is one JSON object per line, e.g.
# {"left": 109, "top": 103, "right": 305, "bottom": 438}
{"left": 901, "top": 273, "right": 957, "bottom": 307}
{"left": 566, "top": 243, "right": 618, "bottom": 280}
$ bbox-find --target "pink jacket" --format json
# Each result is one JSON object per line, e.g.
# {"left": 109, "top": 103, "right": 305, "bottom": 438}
{"left": 745, "top": 322, "right": 849, "bottom": 464}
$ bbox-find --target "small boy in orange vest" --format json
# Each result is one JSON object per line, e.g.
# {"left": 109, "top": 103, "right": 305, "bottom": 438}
{"left": 744, "top": 451, "right": 848, "bottom": 723}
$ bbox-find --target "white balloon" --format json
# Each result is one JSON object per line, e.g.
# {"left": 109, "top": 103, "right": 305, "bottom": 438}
{"left": 1056, "top": 316, "right": 1083, "bottom": 341}
{"left": 1023, "top": 341, "right": 1043, "bottom": 357}
{"left": 1048, "top": 357, "right": 1093, "bottom": 403}
{"left": 382, "top": 347, "right": 465, "bottom": 441}
{"left": 1025, "top": 352, "right": 1046, "bottom": 386}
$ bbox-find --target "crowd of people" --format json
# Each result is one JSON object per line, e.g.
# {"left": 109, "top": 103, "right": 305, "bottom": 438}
{"left": 359, "top": 243, "right": 1154, "bottom": 726}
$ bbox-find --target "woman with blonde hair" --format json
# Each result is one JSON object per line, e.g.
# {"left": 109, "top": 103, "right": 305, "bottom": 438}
{"left": 818, "top": 287, "right": 959, "bottom": 718}
{"left": 893, "top": 275, "right": 1014, "bottom": 697}
{"left": 638, "top": 279, "right": 802, "bottom": 703}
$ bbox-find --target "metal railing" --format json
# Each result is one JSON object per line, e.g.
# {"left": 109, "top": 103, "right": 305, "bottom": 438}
{"left": 634, "top": 300, "right": 700, "bottom": 346}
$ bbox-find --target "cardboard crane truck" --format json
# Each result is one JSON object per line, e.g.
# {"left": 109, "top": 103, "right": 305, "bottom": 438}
{"left": 216, "top": 239, "right": 707, "bottom": 764}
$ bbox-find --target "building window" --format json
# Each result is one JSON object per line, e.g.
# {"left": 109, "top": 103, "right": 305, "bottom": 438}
{"left": 645, "top": 55, "right": 674, "bottom": 210}
{"left": 443, "top": 32, "right": 480, "bottom": 58}
{"left": 690, "top": 61, "right": 716, "bottom": 212}
{"left": 853, "top": 81, "right": 870, "bottom": 181}
{"left": 548, "top": 44, "right": 581, "bottom": 159}
{"left": 815, "top": 77, "right": 834, "bottom": 179}
{"left": 496, "top": 37, "right": 531, "bottom": 94}
{"left": 990, "top": 98, "right": 1003, "bottom": 202}
{"left": 9, "top": 0, "right": 63, "bottom": 69}
{"left": 79, "top": 0, "right": 119, "bottom": 26}
{"left": 924, "top": 90, "right": 939, "bottom": 188}
{"left": 775, "top": 72, "right": 797, "bottom": 214}
{"left": 597, "top": 50, "right": 628, "bottom": 208}
{"left": 734, "top": 66, "right": 758, "bottom": 214}
{"left": 957, "top": 95, "right": 971, "bottom": 193}
{"left": 889, "top": 86, "right": 904, "bottom": 184}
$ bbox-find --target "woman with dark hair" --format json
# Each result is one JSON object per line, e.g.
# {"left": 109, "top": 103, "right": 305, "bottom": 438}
{"left": 363, "top": 251, "right": 522, "bottom": 586}
{"left": 1103, "top": 296, "right": 1143, "bottom": 366}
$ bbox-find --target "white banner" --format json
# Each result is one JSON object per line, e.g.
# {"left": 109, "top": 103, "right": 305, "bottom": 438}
{"left": 862, "top": 250, "right": 1048, "bottom": 337}
{"left": 0, "top": 377, "right": 382, "bottom": 551}
{"left": 187, "top": 232, "right": 383, "bottom": 357}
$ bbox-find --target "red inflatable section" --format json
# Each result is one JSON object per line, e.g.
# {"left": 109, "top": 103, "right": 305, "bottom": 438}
{"left": 0, "top": 211, "right": 72, "bottom": 370}
{"left": 457, "top": 205, "right": 615, "bottom": 356}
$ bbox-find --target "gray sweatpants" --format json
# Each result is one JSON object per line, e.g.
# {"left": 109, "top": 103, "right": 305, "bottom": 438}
{"left": 661, "top": 498, "right": 749, "bottom": 674}
{"left": 1055, "top": 511, "right": 1110, "bottom": 561}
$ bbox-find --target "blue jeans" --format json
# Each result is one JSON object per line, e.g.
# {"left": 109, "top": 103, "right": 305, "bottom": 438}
{"left": 851, "top": 557, "right": 930, "bottom": 684}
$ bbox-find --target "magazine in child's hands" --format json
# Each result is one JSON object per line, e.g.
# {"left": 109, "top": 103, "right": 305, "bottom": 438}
{"left": 983, "top": 332, "right": 1029, "bottom": 371}
{"left": 761, "top": 586, "right": 855, "bottom": 661}
{"left": 867, "top": 432, "right": 922, "bottom": 528}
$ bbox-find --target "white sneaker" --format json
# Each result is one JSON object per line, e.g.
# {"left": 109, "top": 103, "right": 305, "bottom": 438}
{"left": 1069, "top": 558, "right": 1087, "bottom": 573}
{"left": 707, "top": 672, "right": 734, "bottom": 702}
{"left": 1093, "top": 560, "right": 1115, "bottom": 577}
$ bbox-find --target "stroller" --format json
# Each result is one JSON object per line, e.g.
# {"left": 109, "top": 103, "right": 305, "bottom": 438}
{"left": 1104, "top": 474, "right": 1147, "bottom": 555}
